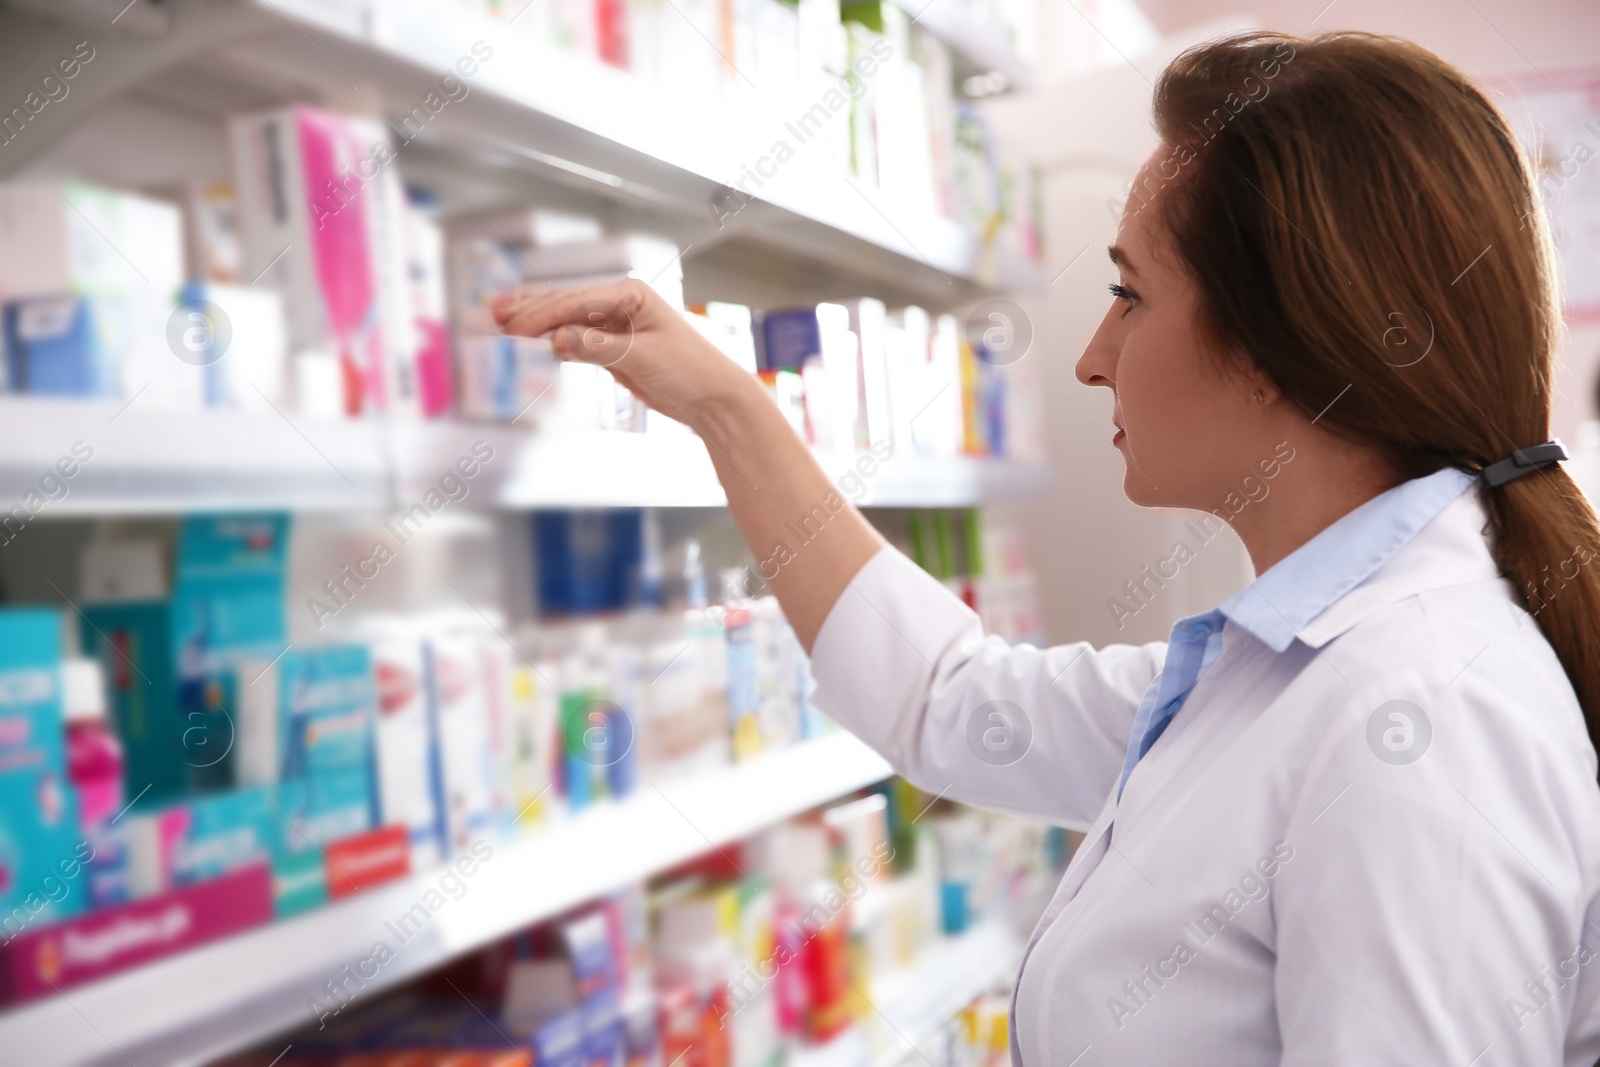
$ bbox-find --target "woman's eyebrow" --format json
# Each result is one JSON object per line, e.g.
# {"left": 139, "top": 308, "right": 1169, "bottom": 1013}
{"left": 1107, "top": 244, "right": 1139, "bottom": 275}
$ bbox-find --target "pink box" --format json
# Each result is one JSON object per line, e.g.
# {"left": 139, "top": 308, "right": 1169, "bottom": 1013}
{"left": 0, "top": 864, "right": 272, "bottom": 1003}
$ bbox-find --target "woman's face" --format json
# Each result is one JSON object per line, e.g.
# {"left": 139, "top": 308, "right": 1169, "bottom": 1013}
{"left": 1075, "top": 148, "right": 1277, "bottom": 512}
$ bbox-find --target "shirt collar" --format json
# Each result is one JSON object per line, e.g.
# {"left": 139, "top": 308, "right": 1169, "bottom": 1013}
{"left": 1216, "top": 466, "right": 1480, "bottom": 653}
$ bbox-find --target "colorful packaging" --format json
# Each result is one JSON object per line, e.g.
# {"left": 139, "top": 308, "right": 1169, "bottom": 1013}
{"left": 163, "top": 786, "right": 277, "bottom": 889}
{"left": 0, "top": 864, "right": 272, "bottom": 1005}
{"left": 3, "top": 295, "right": 123, "bottom": 397}
{"left": 229, "top": 105, "right": 415, "bottom": 417}
{"left": 173, "top": 514, "right": 290, "bottom": 792}
{"left": 0, "top": 181, "right": 190, "bottom": 408}
{"left": 424, "top": 635, "right": 496, "bottom": 852}
{"left": 368, "top": 629, "right": 445, "bottom": 868}
{"left": 483, "top": 641, "right": 558, "bottom": 833}
{"left": 0, "top": 610, "right": 86, "bottom": 938}
{"left": 63, "top": 658, "right": 128, "bottom": 908}
{"left": 245, "top": 646, "right": 380, "bottom": 861}
{"left": 79, "top": 577, "right": 185, "bottom": 804}
{"left": 559, "top": 625, "right": 613, "bottom": 812}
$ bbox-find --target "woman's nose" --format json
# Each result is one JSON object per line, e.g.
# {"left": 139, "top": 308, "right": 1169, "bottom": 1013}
{"left": 1076, "top": 302, "right": 1122, "bottom": 389}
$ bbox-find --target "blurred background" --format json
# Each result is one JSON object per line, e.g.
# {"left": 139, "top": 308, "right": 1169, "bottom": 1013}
{"left": 0, "top": 0, "right": 1594, "bottom": 1064}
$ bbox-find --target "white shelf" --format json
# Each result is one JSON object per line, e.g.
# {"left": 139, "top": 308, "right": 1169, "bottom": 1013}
{"left": 397, "top": 421, "right": 1053, "bottom": 509}
{"left": 0, "top": 398, "right": 392, "bottom": 515}
{"left": 0, "top": 1, "right": 1044, "bottom": 307}
{"left": 0, "top": 398, "right": 1049, "bottom": 514}
{"left": 790, "top": 917, "right": 1025, "bottom": 1067}
{"left": 0, "top": 732, "right": 895, "bottom": 1067}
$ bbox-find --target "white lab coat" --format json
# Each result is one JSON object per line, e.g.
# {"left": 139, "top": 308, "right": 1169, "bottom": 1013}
{"left": 808, "top": 487, "right": 1600, "bottom": 1065}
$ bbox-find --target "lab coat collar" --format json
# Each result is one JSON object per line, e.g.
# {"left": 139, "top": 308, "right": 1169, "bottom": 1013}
{"left": 1217, "top": 466, "right": 1488, "bottom": 653}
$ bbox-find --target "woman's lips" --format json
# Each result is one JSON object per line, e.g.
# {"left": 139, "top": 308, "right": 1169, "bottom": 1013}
{"left": 1112, "top": 425, "right": 1125, "bottom": 445}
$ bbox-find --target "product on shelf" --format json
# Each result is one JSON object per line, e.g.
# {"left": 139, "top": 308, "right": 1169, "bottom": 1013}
{"left": 230, "top": 105, "right": 416, "bottom": 418}
{"left": 0, "top": 183, "right": 188, "bottom": 411}
{"left": 173, "top": 514, "right": 292, "bottom": 794}
{"left": 176, "top": 282, "right": 289, "bottom": 410}
{"left": 905, "top": 509, "right": 1041, "bottom": 645}
{"left": 0, "top": 610, "right": 87, "bottom": 938}
{"left": 364, "top": 623, "right": 449, "bottom": 870}
{"left": 63, "top": 658, "right": 128, "bottom": 910}
{"left": 426, "top": 631, "right": 501, "bottom": 851}
{"left": 193, "top": 772, "right": 1068, "bottom": 1066}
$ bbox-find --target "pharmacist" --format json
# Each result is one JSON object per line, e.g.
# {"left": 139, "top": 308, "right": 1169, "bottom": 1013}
{"left": 496, "top": 31, "right": 1600, "bottom": 1067}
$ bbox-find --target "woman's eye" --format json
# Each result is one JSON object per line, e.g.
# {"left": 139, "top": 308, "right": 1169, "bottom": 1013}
{"left": 1108, "top": 283, "right": 1138, "bottom": 317}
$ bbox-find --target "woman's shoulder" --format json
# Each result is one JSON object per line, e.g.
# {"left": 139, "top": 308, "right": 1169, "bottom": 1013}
{"left": 1284, "top": 572, "right": 1597, "bottom": 809}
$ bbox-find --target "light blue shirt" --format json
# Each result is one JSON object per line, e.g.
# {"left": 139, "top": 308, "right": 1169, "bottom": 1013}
{"left": 1114, "top": 465, "right": 1478, "bottom": 799}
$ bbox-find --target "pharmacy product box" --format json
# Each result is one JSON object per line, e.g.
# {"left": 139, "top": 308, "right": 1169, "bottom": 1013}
{"left": 0, "top": 609, "right": 86, "bottom": 933}
{"left": 3, "top": 295, "right": 122, "bottom": 396}
{"left": 758, "top": 307, "right": 821, "bottom": 372}
{"left": 239, "top": 645, "right": 380, "bottom": 856}
{"left": 0, "top": 180, "right": 183, "bottom": 301}
{"left": 229, "top": 105, "right": 415, "bottom": 416}
{"left": 422, "top": 635, "right": 496, "bottom": 853}
{"left": 534, "top": 510, "right": 647, "bottom": 616}
{"left": 368, "top": 630, "right": 446, "bottom": 869}
{"left": 457, "top": 331, "right": 560, "bottom": 423}
{"left": 173, "top": 513, "right": 290, "bottom": 791}
{"left": 141, "top": 786, "right": 277, "bottom": 894}
{"left": 77, "top": 599, "right": 186, "bottom": 803}
{"left": 483, "top": 642, "right": 558, "bottom": 833}
{"left": 0, "top": 864, "right": 272, "bottom": 1005}
{"left": 177, "top": 281, "right": 288, "bottom": 410}
{"left": 275, "top": 770, "right": 376, "bottom": 857}
{"left": 325, "top": 823, "right": 409, "bottom": 899}
{"left": 178, "top": 788, "right": 275, "bottom": 885}
{"left": 515, "top": 234, "right": 685, "bottom": 310}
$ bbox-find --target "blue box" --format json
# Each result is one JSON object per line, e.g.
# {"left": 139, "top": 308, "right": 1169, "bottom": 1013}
{"left": 261, "top": 646, "right": 379, "bottom": 856}
{"left": 533, "top": 509, "right": 646, "bottom": 616}
{"left": 167, "top": 786, "right": 277, "bottom": 886}
{"left": 759, "top": 307, "right": 821, "bottom": 372}
{"left": 3, "top": 295, "right": 121, "bottom": 396}
{"left": 0, "top": 609, "right": 87, "bottom": 937}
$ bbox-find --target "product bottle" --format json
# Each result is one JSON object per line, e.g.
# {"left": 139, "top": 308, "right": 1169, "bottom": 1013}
{"left": 561, "top": 623, "right": 612, "bottom": 811}
{"left": 770, "top": 823, "right": 852, "bottom": 1042}
{"left": 64, "top": 658, "right": 128, "bottom": 908}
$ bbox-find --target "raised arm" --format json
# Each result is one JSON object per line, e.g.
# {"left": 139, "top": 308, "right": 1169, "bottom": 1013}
{"left": 493, "top": 281, "right": 1164, "bottom": 824}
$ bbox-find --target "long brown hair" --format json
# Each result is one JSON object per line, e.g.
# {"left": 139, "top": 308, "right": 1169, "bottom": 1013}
{"left": 1146, "top": 31, "right": 1600, "bottom": 757}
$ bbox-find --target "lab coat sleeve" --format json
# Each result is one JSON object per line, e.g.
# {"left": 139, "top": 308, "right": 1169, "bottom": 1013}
{"left": 808, "top": 545, "right": 1166, "bottom": 829}
{"left": 1270, "top": 662, "right": 1600, "bottom": 1066}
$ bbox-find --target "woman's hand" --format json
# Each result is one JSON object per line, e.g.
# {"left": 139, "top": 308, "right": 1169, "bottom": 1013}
{"left": 490, "top": 278, "right": 753, "bottom": 431}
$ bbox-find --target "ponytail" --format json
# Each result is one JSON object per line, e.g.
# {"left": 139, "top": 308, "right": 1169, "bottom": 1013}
{"left": 1481, "top": 470, "right": 1600, "bottom": 745}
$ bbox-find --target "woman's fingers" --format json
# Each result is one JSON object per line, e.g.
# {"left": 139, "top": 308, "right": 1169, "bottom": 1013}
{"left": 491, "top": 280, "right": 648, "bottom": 343}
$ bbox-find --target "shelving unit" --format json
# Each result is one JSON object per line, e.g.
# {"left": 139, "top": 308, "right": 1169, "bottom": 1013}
{"left": 0, "top": 0, "right": 1043, "bottom": 308}
{"left": 0, "top": 3, "right": 1046, "bottom": 1064}
{"left": 0, "top": 732, "right": 894, "bottom": 1067}
{"left": 0, "top": 397, "right": 1048, "bottom": 514}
